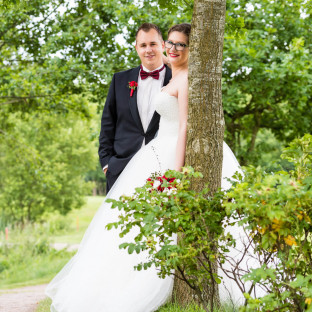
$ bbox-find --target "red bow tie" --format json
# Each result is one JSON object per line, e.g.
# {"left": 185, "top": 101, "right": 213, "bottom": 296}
{"left": 140, "top": 65, "right": 165, "bottom": 80}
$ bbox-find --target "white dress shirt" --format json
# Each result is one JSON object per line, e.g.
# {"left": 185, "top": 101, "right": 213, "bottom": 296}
{"left": 103, "top": 64, "right": 166, "bottom": 171}
{"left": 137, "top": 64, "right": 166, "bottom": 136}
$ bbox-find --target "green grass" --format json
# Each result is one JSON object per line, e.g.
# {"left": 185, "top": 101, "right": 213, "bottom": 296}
{"left": 157, "top": 302, "right": 206, "bottom": 311}
{"left": 36, "top": 298, "right": 237, "bottom": 312}
{"left": 0, "top": 196, "right": 104, "bottom": 289}
{"left": 0, "top": 237, "right": 75, "bottom": 289}
{"left": 35, "top": 298, "right": 52, "bottom": 312}
{"left": 157, "top": 302, "right": 238, "bottom": 312}
{"left": 49, "top": 196, "right": 105, "bottom": 244}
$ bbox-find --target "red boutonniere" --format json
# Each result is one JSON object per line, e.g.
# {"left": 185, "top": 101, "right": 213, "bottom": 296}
{"left": 128, "top": 81, "right": 138, "bottom": 97}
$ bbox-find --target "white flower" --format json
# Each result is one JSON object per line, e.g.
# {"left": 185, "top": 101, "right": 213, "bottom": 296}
{"left": 165, "top": 188, "right": 177, "bottom": 195}
{"left": 153, "top": 180, "right": 161, "bottom": 188}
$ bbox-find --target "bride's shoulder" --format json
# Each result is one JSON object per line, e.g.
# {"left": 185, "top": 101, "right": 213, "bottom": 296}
{"left": 176, "top": 71, "right": 188, "bottom": 85}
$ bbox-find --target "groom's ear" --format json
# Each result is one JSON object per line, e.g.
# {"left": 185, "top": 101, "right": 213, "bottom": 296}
{"left": 161, "top": 40, "right": 165, "bottom": 52}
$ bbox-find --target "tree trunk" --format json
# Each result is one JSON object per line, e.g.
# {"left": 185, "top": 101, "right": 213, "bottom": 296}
{"left": 172, "top": 0, "right": 226, "bottom": 309}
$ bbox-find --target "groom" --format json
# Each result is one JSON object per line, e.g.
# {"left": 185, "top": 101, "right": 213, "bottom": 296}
{"left": 98, "top": 23, "right": 172, "bottom": 192}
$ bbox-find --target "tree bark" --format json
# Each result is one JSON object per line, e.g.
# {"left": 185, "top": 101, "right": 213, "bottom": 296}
{"left": 172, "top": 0, "right": 226, "bottom": 309}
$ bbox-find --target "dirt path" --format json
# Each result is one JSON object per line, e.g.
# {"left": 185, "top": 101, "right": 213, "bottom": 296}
{"left": 0, "top": 284, "right": 48, "bottom": 312}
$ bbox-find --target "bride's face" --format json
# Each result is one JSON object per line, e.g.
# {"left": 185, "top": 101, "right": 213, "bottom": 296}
{"left": 165, "top": 31, "right": 189, "bottom": 67}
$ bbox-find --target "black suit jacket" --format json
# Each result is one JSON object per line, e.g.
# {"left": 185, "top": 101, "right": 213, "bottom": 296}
{"left": 98, "top": 65, "right": 172, "bottom": 192}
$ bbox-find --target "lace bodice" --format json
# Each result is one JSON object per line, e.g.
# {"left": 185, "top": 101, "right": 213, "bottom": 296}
{"left": 154, "top": 91, "right": 179, "bottom": 137}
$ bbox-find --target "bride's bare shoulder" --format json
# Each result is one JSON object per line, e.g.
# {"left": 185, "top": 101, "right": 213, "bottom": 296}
{"left": 177, "top": 72, "right": 188, "bottom": 91}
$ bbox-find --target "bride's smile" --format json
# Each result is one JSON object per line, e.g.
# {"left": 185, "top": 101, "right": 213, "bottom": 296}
{"left": 165, "top": 31, "right": 189, "bottom": 69}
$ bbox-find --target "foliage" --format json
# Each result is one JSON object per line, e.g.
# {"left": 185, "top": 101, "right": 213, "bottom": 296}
{"left": 41, "top": 195, "right": 104, "bottom": 244}
{"left": 0, "top": 110, "right": 97, "bottom": 226}
{"left": 2, "top": 0, "right": 311, "bottom": 169}
{"left": 106, "top": 134, "right": 312, "bottom": 311}
{"left": 223, "top": 0, "right": 312, "bottom": 165}
{"left": 0, "top": 196, "right": 102, "bottom": 288}
{"left": 0, "top": 0, "right": 188, "bottom": 114}
{"left": 0, "top": 228, "right": 74, "bottom": 288}
{"left": 106, "top": 167, "right": 234, "bottom": 311}
{"left": 0, "top": 1, "right": 188, "bottom": 224}
{"left": 85, "top": 163, "right": 107, "bottom": 196}
{"left": 0, "top": 0, "right": 242, "bottom": 113}
{"left": 224, "top": 134, "right": 312, "bottom": 311}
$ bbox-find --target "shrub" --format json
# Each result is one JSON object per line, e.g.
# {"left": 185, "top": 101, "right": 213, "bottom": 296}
{"left": 107, "top": 168, "right": 233, "bottom": 311}
{"left": 224, "top": 134, "right": 312, "bottom": 311}
{"left": 107, "top": 134, "right": 312, "bottom": 312}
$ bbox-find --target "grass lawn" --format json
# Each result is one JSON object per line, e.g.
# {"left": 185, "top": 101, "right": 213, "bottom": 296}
{"left": 0, "top": 196, "right": 104, "bottom": 289}
{"left": 36, "top": 298, "right": 236, "bottom": 312}
{"left": 0, "top": 245, "right": 75, "bottom": 289}
{"left": 36, "top": 298, "right": 51, "bottom": 312}
{"left": 51, "top": 196, "right": 105, "bottom": 244}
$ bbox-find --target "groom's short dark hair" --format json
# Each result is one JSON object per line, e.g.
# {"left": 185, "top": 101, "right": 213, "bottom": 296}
{"left": 136, "top": 23, "right": 163, "bottom": 40}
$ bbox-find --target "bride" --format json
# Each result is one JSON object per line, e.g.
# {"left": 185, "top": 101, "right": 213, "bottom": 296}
{"left": 45, "top": 23, "right": 241, "bottom": 312}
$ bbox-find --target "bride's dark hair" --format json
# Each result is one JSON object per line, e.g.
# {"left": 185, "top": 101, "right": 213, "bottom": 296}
{"left": 168, "top": 23, "right": 191, "bottom": 44}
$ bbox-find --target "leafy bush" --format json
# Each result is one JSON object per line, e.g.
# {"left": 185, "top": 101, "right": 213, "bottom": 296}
{"left": 107, "top": 134, "right": 312, "bottom": 312}
{"left": 107, "top": 168, "right": 233, "bottom": 311}
{"left": 40, "top": 211, "right": 72, "bottom": 234}
{"left": 225, "top": 134, "right": 312, "bottom": 311}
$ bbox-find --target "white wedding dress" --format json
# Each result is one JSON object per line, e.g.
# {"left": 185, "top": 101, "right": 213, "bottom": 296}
{"left": 46, "top": 91, "right": 242, "bottom": 312}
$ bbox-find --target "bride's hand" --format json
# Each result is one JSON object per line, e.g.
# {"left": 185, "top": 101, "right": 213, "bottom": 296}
{"left": 162, "top": 54, "right": 171, "bottom": 68}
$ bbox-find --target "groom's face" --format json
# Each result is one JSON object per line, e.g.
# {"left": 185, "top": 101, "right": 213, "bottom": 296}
{"left": 135, "top": 29, "right": 164, "bottom": 71}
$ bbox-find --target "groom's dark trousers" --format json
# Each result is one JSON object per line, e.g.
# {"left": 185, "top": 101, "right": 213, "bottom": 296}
{"left": 98, "top": 65, "right": 172, "bottom": 193}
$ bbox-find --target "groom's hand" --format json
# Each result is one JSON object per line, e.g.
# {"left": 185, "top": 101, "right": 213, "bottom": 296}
{"left": 103, "top": 168, "right": 108, "bottom": 176}
{"left": 162, "top": 54, "right": 171, "bottom": 68}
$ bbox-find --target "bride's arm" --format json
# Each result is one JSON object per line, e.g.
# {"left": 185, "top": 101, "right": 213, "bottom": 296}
{"left": 174, "top": 78, "right": 188, "bottom": 171}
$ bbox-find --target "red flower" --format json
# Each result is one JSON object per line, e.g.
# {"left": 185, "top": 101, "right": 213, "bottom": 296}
{"left": 128, "top": 81, "right": 138, "bottom": 97}
{"left": 146, "top": 174, "right": 176, "bottom": 193}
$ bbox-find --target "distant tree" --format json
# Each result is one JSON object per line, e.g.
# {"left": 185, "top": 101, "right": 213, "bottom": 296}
{"left": 0, "top": 0, "right": 188, "bottom": 115}
{"left": 2, "top": 0, "right": 310, "bottom": 168}
{"left": 85, "top": 163, "right": 107, "bottom": 196}
{"left": 222, "top": 0, "right": 312, "bottom": 165}
{"left": 0, "top": 110, "right": 97, "bottom": 226}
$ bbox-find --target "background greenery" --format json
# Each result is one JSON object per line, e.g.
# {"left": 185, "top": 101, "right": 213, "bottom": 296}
{"left": 0, "top": 0, "right": 311, "bottom": 310}
{"left": 1, "top": 0, "right": 311, "bottom": 224}
{"left": 0, "top": 196, "right": 103, "bottom": 289}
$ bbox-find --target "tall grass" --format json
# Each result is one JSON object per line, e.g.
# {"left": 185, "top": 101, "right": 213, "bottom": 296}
{"left": 45, "top": 196, "right": 104, "bottom": 244}
{"left": 0, "top": 232, "right": 75, "bottom": 288}
{"left": 0, "top": 196, "right": 104, "bottom": 288}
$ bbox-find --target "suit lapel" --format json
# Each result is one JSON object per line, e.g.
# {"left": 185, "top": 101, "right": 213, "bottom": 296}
{"left": 128, "top": 66, "right": 144, "bottom": 133}
{"left": 146, "top": 65, "right": 172, "bottom": 134}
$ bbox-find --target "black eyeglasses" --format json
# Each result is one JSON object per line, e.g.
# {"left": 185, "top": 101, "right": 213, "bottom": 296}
{"left": 165, "top": 40, "right": 189, "bottom": 51}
